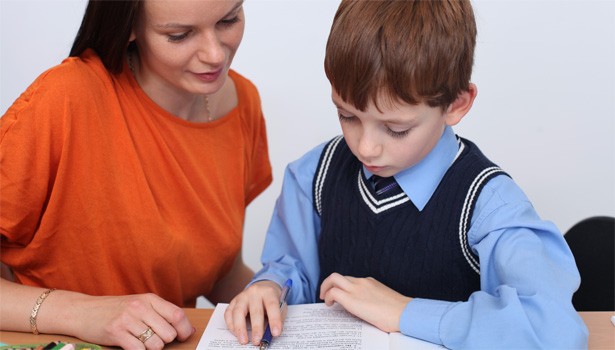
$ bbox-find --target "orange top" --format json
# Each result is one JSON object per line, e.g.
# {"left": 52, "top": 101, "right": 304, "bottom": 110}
{"left": 0, "top": 49, "right": 272, "bottom": 307}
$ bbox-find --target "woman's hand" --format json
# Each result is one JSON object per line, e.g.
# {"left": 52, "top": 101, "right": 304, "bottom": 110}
{"left": 0, "top": 279, "right": 194, "bottom": 350}
{"left": 319, "top": 273, "right": 412, "bottom": 333}
{"left": 60, "top": 292, "right": 195, "bottom": 350}
{"left": 224, "top": 280, "right": 283, "bottom": 346}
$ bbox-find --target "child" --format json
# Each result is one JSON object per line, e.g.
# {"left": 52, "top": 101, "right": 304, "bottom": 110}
{"left": 225, "top": 0, "right": 588, "bottom": 348}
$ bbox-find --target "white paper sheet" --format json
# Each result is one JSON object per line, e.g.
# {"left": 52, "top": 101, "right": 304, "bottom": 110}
{"left": 196, "top": 303, "right": 443, "bottom": 350}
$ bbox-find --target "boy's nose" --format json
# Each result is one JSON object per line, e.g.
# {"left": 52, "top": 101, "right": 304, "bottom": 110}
{"left": 357, "top": 134, "right": 382, "bottom": 160}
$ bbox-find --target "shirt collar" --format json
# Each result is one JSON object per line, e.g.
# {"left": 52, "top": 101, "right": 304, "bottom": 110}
{"left": 363, "top": 126, "right": 460, "bottom": 211}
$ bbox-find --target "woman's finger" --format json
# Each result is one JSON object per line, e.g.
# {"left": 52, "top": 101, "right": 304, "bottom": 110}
{"left": 141, "top": 332, "right": 165, "bottom": 350}
{"left": 150, "top": 297, "right": 193, "bottom": 342}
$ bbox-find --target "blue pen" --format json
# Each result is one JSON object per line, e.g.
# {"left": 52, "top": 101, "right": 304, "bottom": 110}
{"left": 260, "top": 279, "right": 292, "bottom": 350}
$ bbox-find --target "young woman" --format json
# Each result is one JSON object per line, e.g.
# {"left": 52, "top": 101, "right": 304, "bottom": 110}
{"left": 0, "top": 1, "right": 272, "bottom": 349}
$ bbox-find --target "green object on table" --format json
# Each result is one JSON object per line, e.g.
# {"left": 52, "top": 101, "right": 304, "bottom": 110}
{"left": 0, "top": 342, "right": 101, "bottom": 350}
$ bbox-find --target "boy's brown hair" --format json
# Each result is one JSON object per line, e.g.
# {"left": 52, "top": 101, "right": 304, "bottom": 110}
{"left": 324, "top": 0, "right": 476, "bottom": 111}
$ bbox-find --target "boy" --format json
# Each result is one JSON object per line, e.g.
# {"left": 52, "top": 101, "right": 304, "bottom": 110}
{"left": 225, "top": 1, "right": 588, "bottom": 348}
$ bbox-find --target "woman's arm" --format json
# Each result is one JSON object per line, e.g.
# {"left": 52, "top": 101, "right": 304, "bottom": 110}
{"left": 1, "top": 263, "right": 13, "bottom": 281}
{"left": 0, "top": 278, "right": 194, "bottom": 350}
{"left": 206, "top": 250, "right": 255, "bottom": 304}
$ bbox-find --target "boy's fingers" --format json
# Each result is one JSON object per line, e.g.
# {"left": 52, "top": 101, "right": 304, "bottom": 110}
{"left": 274, "top": 303, "right": 289, "bottom": 337}
{"left": 224, "top": 299, "right": 246, "bottom": 335}
{"left": 223, "top": 302, "right": 236, "bottom": 333}
{"left": 263, "top": 295, "right": 284, "bottom": 337}
{"left": 247, "top": 295, "right": 266, "bottom": 345}
{"left": 320, "top": 273, "right": 351, "bottom": 300}
{"left": 322, "top": 283, "right": 349, "bottom": 307}
{"left": 230, "top": 302, "right": 250, "bottom": 345}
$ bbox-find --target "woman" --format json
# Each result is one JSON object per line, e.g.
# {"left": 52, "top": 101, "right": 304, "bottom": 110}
{"left": 0, "top": 0, "right": 272, "bottom": 349}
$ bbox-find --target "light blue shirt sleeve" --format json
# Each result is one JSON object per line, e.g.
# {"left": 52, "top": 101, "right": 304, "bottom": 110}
{"left": 251, "top": 141, "right": 325, "bottom": 304}
{"left": 251, "top": 135, "right": 589, "bottom": 349}
{"left": 400, "top": 176, "right": 589, "bottom": 348}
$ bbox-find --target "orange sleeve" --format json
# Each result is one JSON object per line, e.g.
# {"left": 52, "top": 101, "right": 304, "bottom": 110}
{"left": 1, "top": 56, "right": 107, "bottom": 247}
{"left": 1, "top": 69, "right": 66, "bottom": 246}
{"left": 233, "top": 71, "right": 273, "bottom": 206}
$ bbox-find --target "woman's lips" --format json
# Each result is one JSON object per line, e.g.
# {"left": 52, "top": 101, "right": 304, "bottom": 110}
{"left": 192, "top": 67, "right": 223, "bottom": 82}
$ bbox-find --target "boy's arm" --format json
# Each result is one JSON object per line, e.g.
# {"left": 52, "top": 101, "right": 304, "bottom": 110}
{"left": 249, "top": 141, "right": 327, "bottom": 304}
{"left": 400, "top": 175, "right": 588, "bottom": 348}
{"left": 224, "top": 141, "right": 327, "bottom": 345}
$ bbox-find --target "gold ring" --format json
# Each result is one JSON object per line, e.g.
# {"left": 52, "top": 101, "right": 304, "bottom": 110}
{"left": 138, "top": 327, "right": 155, "bottom": 343}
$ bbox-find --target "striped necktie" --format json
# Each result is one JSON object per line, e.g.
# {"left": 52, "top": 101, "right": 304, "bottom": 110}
{"left": 371, "top": 175, "right": 399, "bottom": 195}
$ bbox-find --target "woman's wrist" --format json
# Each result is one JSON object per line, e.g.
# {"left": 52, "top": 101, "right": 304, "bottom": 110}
{"left": 30, "top": 288, "right": 57, "bottom": 334}
{"left": 33, "top": 288, "right": 91, "bottom": 337}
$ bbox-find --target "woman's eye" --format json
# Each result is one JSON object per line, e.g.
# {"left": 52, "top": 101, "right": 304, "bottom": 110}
{"left": 386, "top": 128, "right": 410, "bottom": 139}
{"left": 219, "top": 15, "right": 240, "bottom": 28}
{"left": 168, "top": 32, "right": 190, "bottom": 42}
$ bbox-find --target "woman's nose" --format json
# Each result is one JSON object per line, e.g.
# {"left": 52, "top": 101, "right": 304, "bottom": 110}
{"left": 197, "top": 32, "right": 225, "bottom": 66}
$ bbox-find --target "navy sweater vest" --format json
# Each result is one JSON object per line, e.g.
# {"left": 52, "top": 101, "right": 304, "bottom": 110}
{"left": 313, "top": 135, "right": 508, "bottom": 302}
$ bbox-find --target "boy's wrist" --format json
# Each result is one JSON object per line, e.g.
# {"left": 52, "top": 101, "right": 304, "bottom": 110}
{"left": 248, "top": 272, "right": 288, "bottom": 290}
{"left": 399, "top": 298, "right": 452, "bottom": 345}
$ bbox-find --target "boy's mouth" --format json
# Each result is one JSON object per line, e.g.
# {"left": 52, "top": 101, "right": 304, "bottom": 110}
{"left": 364, "top": 164, "right": 386, "bottom": 174}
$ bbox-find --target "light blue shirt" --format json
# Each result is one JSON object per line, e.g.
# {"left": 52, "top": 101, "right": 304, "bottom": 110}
{"left": 252, "top": 127, "right": 588, "bottom": 349}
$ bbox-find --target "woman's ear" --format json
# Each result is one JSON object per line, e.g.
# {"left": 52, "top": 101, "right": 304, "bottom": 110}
{"left": 129, "top": 8, "right": 139, "bottom": 42}
{"left": 445, "top": 83, "right": 477, "bottom": 126}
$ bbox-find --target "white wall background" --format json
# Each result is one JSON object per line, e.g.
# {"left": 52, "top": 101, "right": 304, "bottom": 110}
{"left": 2, "top": 0, "right": 614, "bottom": 307}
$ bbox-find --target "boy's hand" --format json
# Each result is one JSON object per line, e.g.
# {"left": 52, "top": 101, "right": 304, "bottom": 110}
{"left": 319, "top": 273, "right": 412, "bottom": 333}
{"left": 224, "top": 280, "right": 283, "bottom": 345}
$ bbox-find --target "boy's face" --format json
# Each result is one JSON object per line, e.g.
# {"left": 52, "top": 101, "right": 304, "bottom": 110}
{"left": 332, "top": 89, "right": 453, "bottom": 178}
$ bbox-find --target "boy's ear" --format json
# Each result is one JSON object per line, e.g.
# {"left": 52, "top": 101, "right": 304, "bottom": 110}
{"left": 444, "top": 83, "right": 477, "bottom": 126}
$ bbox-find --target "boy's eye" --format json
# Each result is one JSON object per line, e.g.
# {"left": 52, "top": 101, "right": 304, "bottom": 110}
{"left": 168, "top": 31, "right": 190, "bottom": 42}
{"left": 386, "top": 127, "right": 410, "bottom": 139}
{"left": 338, "top": 113, "right": 355, "bottom": 123}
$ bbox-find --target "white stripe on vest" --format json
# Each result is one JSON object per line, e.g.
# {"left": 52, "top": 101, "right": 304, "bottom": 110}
{"left": 314, "top": 135, "right": 344, "bottom": 216}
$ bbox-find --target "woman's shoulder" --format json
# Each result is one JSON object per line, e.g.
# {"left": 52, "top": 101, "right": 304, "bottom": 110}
{"left": 228, "top": 69, "right": 260, "bottom": 105}
{"left": 228, "top": 69, "right": 256, "bottom": 90}
{"left": 44, "top": 49, "right": 112, "bottom": 89}
{"left": 227, "top": 70, "right": 265, "bottom": 127}
{"left": 15, "top": 49, "right": 112, "bottom": 104}
{"left": 2, "top": 49, "right": 117, "bottom": 130}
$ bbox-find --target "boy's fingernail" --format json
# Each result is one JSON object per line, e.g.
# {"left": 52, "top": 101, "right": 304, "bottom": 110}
{"left": 239, "top": 334, "right": 248, "bottom": 344}
{"left": 253, "top": 335, "right": 261, "bottom": 344}
{"left": 273, "top": 326, "right": 281, "bottom": 337}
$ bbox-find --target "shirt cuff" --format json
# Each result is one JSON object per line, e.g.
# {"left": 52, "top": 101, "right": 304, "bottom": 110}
{"left": 248, "top": 271, "right": 287, "bottom": 289}
{"left": 400, "top": 298, "right": 455, "bottom": 345}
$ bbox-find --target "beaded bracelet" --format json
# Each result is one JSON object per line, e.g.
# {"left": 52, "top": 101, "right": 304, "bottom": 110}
{"left": 30, "top": 288, "right": 57, "bottom": 335}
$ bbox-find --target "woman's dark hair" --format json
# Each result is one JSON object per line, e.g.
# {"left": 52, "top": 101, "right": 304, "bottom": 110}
{"left": 70, "top": 1, "right": 140, "bottom": 74}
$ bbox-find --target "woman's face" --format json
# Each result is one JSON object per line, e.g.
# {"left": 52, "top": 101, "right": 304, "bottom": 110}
{"left": 131, "top": 0, "right": 245, "bottom": 98}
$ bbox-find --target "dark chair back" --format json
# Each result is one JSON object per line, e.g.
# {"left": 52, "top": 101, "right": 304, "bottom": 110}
{"left": 564, "top": 216, "right": 615, "bottom": 311}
